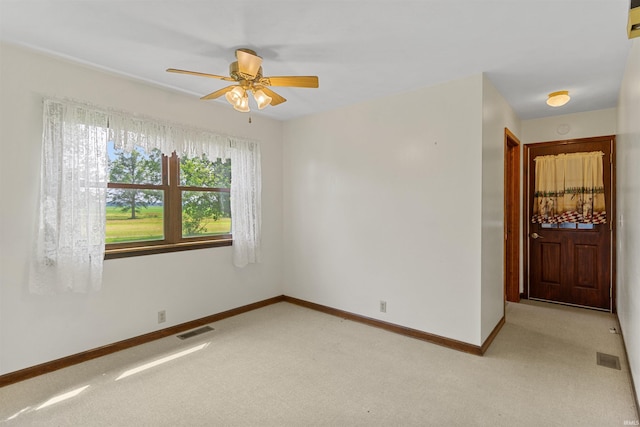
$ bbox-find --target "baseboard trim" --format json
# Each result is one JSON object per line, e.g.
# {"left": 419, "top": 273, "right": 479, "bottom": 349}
{"left": 0, "top": 295, "right": 285, "bottom": 388}
{"left": 481, "top": 315, "right": 506, "bottom": 354}
{"left": 283, "top": 296, "right": 504, "bottom": 356}
{"left": 0, "top": 294, "right": 507, "bottom": 387}
{"left": 616, "top": 315, "right": 640, "bottom": 416}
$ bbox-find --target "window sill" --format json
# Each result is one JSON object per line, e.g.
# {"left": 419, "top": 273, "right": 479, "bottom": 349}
{"left": 104, "top": 239, "right": 232, "bottom": 260}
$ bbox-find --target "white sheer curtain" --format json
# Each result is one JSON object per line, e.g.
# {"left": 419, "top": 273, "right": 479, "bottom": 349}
{"left": 30, "top": 99, "right": 109, "bottom": 294}
{"left": 230, "top": 140, "right": 262, "bottom": 267}
{"left": 31, "top": 98, "right": 262, "bottom": 294}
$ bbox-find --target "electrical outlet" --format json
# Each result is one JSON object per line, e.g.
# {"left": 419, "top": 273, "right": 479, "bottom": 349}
{"left": 380, "top": 300, "right": 387, "bottom": 313}
{"left": 158, "top": 310, "right": 166, "bottom": 324}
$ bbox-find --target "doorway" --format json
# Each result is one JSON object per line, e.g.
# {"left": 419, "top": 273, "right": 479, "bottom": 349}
{"left": 523, "top": 136, "right": 615, "bottom": 311}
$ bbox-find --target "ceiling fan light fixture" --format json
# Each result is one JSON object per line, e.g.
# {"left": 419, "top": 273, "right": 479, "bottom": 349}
{"left": 233, "top": 93, "right": 250, "bottom": 112}
{"left": 546, "top": 90, "right": 570, "bottom": 107}
{"left": 253, "top": 88, "right": 272, "bottom": 109}
{"left": 225, "top": 86, "right": 246, "bottom": 107}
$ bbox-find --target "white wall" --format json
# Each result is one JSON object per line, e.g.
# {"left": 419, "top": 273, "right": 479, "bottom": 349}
{"left": 521, "top": 108, "right": 617, "bottom": 144}
{"left": 0, "top": 43, "right": 284, "bottom": 375}
{"left": 481, "top": 76, "right": 521, "bottom": 341}
{"left": 616, "top": 38, "right": 640, "bottom": 403}
{"left": 283, "top": 74, "right": 499, "bottom": 346}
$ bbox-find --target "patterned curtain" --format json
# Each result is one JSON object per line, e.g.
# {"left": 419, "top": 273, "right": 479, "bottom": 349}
{"left": 532, "top": 151, "right": 606, "bottom": 224}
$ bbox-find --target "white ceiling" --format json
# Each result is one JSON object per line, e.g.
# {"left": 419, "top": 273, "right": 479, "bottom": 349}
{"left": 0, "top": 0, "right": 633, "bottom": 121}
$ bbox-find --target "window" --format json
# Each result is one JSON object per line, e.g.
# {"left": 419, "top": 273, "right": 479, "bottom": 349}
{"left": 540, "top": 222, "right": 595, "bottom": 230}
{"left": 33, "top": 98, "right": 261, "bottom": 294}
{"left": 106, "top": 142, "right": 232, "bottom": 258}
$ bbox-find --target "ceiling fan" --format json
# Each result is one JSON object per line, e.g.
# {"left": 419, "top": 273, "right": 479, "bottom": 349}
{"left": 167, "top": 48, "right": 319, "bottom": 112}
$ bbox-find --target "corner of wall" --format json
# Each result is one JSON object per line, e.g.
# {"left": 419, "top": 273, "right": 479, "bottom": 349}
{"left": 480, "top": 75, "right": 521, "bottom": 342}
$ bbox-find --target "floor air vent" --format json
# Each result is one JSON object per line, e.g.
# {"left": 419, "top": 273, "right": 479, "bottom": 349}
{"left": 177, "top": 326, "right": 214, "bottom": 340}
{"left": 596, "top": 352, "right": 621, "bottom": 370}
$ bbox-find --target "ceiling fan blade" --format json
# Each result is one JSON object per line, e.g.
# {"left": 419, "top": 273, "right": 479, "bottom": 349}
{"left": 260, "top": 87, "right": 287, "bottom": 106}
{"left": 201, "top": 85, "right": 237, "bottom": 100}
{"left": 166, "top": 68, "right": 234, "bottom": 81}
{"left": 236, "top": 49, "right": 263, "bottom": 79}
{"left": 263, "top": 76, "right": 319, "bottom": 88}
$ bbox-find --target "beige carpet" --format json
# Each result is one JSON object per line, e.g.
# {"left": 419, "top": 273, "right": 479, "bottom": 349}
{"left": 0, "top": 300, "right": 638, "bottom": 426}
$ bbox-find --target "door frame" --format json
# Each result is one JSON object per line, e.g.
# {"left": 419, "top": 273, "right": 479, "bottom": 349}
{"left": 522, "top": 135, "right": 616, "bottom": 311}
{"left": 504, "top": 128, "right": 521, "bottom": 302}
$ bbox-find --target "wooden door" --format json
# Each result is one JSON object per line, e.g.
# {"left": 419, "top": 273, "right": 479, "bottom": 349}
{"left": 525, "top": 136, "right": 614, "bottom": 311}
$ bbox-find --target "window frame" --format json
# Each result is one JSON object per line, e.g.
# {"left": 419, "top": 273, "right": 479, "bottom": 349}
{"left": 105, "top": 152, "right": 232, "bottom": 259}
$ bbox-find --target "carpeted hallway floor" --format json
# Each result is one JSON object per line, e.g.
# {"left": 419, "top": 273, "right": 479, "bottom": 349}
{"left": 0, "top": 300, "right": 638, "bottom": 426}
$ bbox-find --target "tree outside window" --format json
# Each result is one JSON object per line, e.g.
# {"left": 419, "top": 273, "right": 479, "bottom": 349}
{"left": 106, "top": 142, "right": 231, "bottom": 254}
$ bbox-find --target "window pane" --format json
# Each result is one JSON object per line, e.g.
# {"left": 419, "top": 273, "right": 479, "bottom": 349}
{"left": 559, "top": 222, "right": 577, "bottom": 229}
{"left": 182, "top": 191, "right": 231, "bottom": 237}
{"left": 106, "top": 189, "right": 164, "bottom": 243}
{"left": 577, "top": 223, "right": 595, "bottom": 230}
{"left": 180, "top": 155, "right": 230, "bottom": 188}
{"left": 107, "top": 141, "right": 162, "bottom": 185}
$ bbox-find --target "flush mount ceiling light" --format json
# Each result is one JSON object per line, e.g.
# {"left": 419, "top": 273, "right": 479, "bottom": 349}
{"left": 546, "top": 90, "right": 571, "bottom": 107}
{"left": 167, "top": 48, "right": 319, "bottom": 113}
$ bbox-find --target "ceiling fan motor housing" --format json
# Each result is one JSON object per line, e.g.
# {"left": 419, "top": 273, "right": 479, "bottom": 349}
{"left": 229, "top": 61, "right": 263, "bottom": 82}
